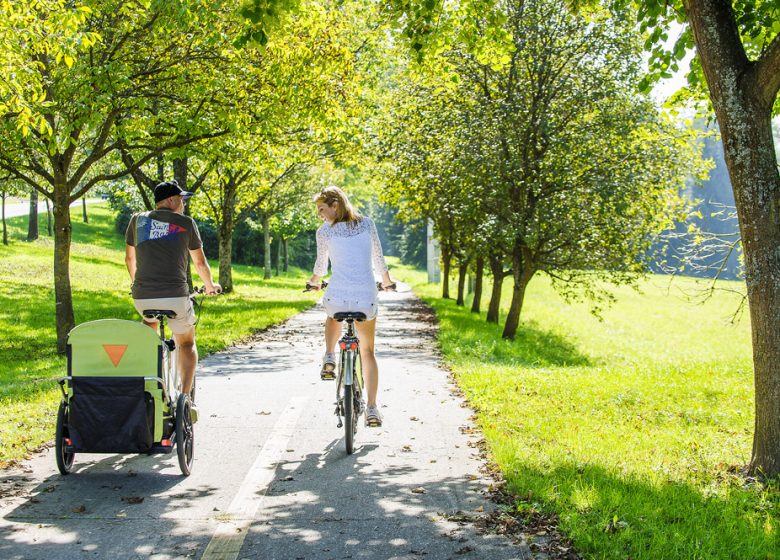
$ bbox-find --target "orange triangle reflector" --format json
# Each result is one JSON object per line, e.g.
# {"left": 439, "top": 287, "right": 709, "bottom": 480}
{"left": 102, "top": 344, "right": 128, "bottom": 367}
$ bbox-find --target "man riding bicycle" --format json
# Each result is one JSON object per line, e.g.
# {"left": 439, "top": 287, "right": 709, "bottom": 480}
{"left": 124, "top": 180, "right": 221, "bottom": 399}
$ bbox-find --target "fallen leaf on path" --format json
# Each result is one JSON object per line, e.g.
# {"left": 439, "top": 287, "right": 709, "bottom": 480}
{"left": 42, "top": 485, "right": 57, "bottom": 493}
{"left": 410, "top": 416, "right": 419, "bottom": 421}
{"left": 475, "top": 505, "right": 484, "bottom": 512}
{"left": 281, "top": 475, "right": 294, "bottom": 481}
{"left": 411, "top": 487, "right": 427, "bottom": 494}
{"left": 257, "top": 411, "right": 271, "bottom": 415}
{"left": 401, "top": 445, "right": 413, "bottom": 452}
{"left": 72, "top": 505, "right": 86, "bottom": 513}
{"left": 122, "top": 496, "right": 144, "bottom": 504}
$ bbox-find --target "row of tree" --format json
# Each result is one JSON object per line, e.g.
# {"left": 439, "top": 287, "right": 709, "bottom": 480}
{"left": 2, "top": 0, "right": 780, "bottom": 476}
{"left": 0, "top": 0, "right": 382, "bottom": 352}
{"left": 371, "top": 0, "right": 780, "bottom": 477}
{"left": 376, "top": 0, "right": 705, "bottom": 341}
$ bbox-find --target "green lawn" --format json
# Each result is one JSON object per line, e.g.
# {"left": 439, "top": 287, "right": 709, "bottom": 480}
{"left": 0, "top": 204, "right": 316, "bottom": 466}
{"left": 393, "top": 263, "right": 778, "bottom": 560}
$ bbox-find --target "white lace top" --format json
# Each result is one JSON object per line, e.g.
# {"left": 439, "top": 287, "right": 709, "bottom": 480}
{"left": 313, "top": 217, "right": 389, "bottom": 301}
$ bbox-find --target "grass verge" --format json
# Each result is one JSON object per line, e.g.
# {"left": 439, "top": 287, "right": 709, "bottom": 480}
{"left": 392, "top": 262, "right": 778, "bottom": 560}
{"left": 0, "top": 204, "right": 316, "bottom": 467}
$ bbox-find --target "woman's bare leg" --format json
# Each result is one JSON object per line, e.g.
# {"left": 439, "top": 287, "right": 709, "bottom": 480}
{"left": 355, "top": 318, "right": 378, "bottom": 406}
{"left": 325, "top": 317, "right": 340, "bottom": 355}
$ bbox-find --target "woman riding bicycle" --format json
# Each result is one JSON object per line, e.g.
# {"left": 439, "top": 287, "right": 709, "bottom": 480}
{"left": 308, "top": 186, "right": 394, "bottom": 428}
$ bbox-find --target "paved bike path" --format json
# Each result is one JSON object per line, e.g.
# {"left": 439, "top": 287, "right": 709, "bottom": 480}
{"left": 0, "top": 291, "right": 530, "bottom": 560}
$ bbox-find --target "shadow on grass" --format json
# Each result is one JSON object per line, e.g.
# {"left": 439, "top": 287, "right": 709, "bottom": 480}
{"left": 503, "top": 460, "right": 779, "bottom": 559}
{"left": 423, "top": 296, "right": 590, "bottom": 368}
{"left": 0, "top": 284, "right": 136, "bottom": 400}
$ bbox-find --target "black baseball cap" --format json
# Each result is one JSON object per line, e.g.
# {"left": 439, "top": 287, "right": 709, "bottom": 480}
{"left": 154, "top": 180, "right": 193, "bottom": 203}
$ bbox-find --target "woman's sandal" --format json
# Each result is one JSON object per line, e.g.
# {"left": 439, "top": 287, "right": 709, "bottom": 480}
{"left": 320, "top": 362, "right": 336, "bottom": 380}
{"left": 365, "top": 406, "right": 382, "bottom": 427}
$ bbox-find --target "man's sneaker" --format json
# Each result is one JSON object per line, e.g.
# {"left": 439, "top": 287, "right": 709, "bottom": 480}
{"left": 365, "top": 405, "right": 382, "bottom": 428}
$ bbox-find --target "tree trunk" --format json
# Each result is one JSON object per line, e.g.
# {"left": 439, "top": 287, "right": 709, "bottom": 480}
{"left": 441, "top": 247, "right": 451, "bottom": 299}
{"left": 471, "top": 256, "right": 484, "bottom": 313}
{"left": 487, "top": 255, "right": 505, "bottom": 323}
{"left": 217, "top": 179, "right": 236, "bottom": 293}
{"left": 53, "top": 189, "right": 75, "bottom": 353}
{"left": 686, "top": 0, "right": 780, "bottom": 475}
{"left": 735, "top": 113, "right": 780, "bottom": 476}
{"left": 27, "top": 188, "right": 38, "bottom": 241}
{"left": 173, "top": 158, "right": 188, "bottom": 191}
{"left": 2, "top": 192, "right": 7, "bottom": 246}
{"left": 82, "top": 197, "right": 88, "bottom": 223}
{"left": 501, "top": 245, "right": 535, "bottom": 340}
{"left": 45, "top": 198, "right": 52, "bottom": 236}
{"left": 456, "top": 260, "right": 468, "bottom": 306}
{"left": 715, "top": 93, "right": 780, "bottom": 476}
{"left": 263, "top": 214, "right": 272, "bottom": 280}
{"left": 275, "top": 237, "right": 282, "bottom": 276}
{"left": 217, "top": 223, "right": 234, "bottom": 293}
{"left": 283, "top": 238, "right": 289, "bottom": 272}
{"left": 157, "top": 154, "right": 165, "bottom": 182}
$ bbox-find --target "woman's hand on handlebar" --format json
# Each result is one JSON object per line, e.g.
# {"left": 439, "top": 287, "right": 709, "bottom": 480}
{"left": 378, "top": 281, "right": 397, "bottom": 292}
{"left": 304, "top": 280, "right": 328, "bottom": 292}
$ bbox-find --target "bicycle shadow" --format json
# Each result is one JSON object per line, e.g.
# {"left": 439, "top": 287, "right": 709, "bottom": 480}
{"left": 236, "top": 439, "right": 516, "bottom": 559}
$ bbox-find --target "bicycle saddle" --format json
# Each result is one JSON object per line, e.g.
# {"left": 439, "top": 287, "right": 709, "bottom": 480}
{"left": 142, "top": 309, "right": 177, "bottom": 319}
{"left": 333, "top": 311, "right": 367, "bottom": 322}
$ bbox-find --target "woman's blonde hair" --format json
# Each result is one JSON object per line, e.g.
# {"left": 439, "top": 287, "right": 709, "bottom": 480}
{"left": 314, "top": 186, "right": 362, "bottom": 225}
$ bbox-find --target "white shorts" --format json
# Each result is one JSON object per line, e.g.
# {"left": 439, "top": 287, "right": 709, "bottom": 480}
{"left": 133, "top": 296, "right": 196, "bottom": 335}
{"left": 323, "top": 296, "right": 377, "bottom": 321}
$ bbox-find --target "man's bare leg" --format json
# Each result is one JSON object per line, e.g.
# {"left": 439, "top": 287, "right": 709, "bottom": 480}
{"left": 174, "top": 328, "right": 197, "bottom": 397}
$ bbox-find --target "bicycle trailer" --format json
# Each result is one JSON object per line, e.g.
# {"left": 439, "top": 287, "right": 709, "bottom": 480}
{"left": 55, "top": 318, "right": 192, "bottom": 475}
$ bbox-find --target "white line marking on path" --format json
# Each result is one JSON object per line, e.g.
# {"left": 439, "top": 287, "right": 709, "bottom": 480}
{"left": 200, "top": 396, "right": 308, "bottom": 560}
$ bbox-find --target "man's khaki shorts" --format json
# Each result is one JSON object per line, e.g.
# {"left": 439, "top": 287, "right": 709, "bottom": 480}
{"left": 133, "top": 296, "right": 196, "bottom": 335}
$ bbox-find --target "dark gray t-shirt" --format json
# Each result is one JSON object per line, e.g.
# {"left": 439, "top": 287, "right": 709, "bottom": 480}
{"left": 125, "top": 210, "right": 203, "bottom": 299}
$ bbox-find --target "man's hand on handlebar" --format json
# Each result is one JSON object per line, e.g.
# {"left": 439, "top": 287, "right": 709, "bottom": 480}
{"left": 194, "top": 284, "right": 223, "bottom": 295}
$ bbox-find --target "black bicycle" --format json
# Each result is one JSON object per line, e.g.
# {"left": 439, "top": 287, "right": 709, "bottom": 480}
{"left": 304, "top": 281, "right": 395, "bottom": 454}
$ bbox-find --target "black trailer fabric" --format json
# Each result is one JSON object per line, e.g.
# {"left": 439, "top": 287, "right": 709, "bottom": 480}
{"left": 69, "top": 377, "right": 153, "bottom": 453}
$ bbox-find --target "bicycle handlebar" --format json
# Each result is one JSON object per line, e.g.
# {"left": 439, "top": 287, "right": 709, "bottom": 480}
{"left": 303, "top": 280, "right": 396, "bottom": 293}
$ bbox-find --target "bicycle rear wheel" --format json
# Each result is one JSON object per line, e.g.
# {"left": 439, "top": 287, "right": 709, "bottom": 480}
{"left": 343, "top": 382, "right": 355, "bottom": 454}
{"left": 55, "top": 401, "right": 75, "bottom": 475}
{"left": 176, "top": 393, "right": 194, "bottom": 476}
